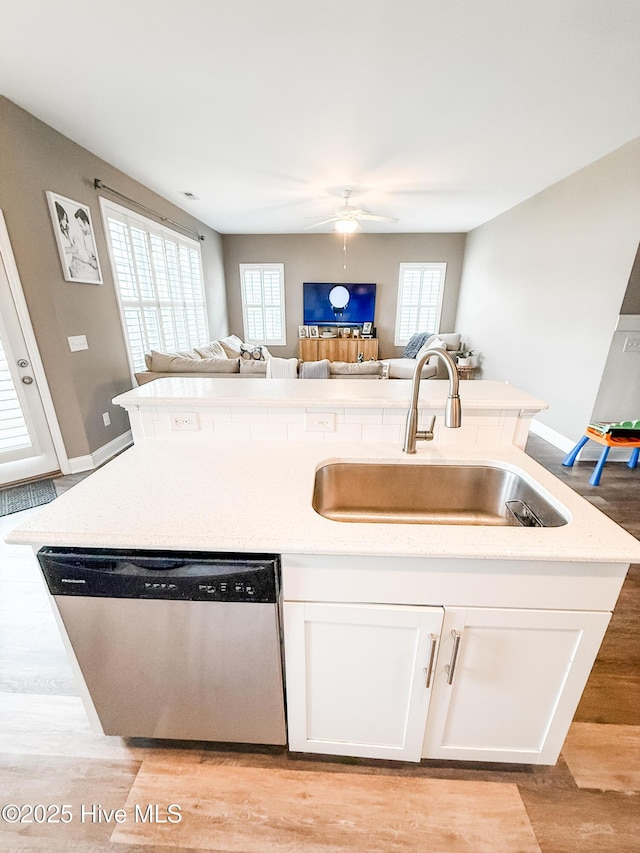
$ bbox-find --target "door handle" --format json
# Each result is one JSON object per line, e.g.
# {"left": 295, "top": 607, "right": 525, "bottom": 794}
{"left": 423, "top": 633, "right": 438, "bottom": 688}
{"left": 21, "top": 376, "right": 34, "bottom": 385}
{"left": 444, "top": 630, "right": 462, "bottom": 685}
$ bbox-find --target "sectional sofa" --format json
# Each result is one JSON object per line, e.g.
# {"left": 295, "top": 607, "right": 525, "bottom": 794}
{"left": 133, "top": 332, "right": 462, "bottom": 385}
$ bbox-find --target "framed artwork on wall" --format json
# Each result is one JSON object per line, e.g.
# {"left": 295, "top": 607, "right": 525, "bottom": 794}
{"left": 46, "top": 191, "right": 103, "bottom": 284}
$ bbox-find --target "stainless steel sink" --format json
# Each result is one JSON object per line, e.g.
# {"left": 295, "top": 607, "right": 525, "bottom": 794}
{"left": 312, "top": 462, "right": 568, "bottom": 527}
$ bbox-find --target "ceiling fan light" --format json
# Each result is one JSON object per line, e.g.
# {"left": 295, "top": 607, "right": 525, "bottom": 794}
{"left": 335, "top": 219, "right": 358, "bottom": 234}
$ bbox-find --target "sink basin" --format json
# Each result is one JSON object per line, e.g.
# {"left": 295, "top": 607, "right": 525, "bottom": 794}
{"left": 312, "top": 462, "right": 568, "bottom": 527}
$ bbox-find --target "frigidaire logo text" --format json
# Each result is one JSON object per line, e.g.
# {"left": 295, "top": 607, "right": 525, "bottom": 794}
{"left": 61, "top": 578, "right": 86, "bottom": 583}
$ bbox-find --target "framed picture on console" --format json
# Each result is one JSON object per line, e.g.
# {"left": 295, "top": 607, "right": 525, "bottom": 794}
{"left": 299, "top": 325, "right": 309, "bottom": 338}
{"left": 362, "top": 322, "right": 373, "bottom": 335}
{"left": 309, "top": 325, "right": 319, "bottom": 338}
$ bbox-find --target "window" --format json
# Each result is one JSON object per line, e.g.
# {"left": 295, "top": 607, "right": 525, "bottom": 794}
{"left": 394, "top": 263, "right": 447, "bottom": 346}
{"left": 239, "top": 263, "right": 286, "bottom": 345}
{"left": 101, "top": 199, "right": 209, "bottom": 374}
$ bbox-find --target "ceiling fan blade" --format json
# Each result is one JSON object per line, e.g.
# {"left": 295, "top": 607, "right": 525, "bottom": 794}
{"left": 304, "top": 217, "right": 339, "bottom": 230}
{"left": 357, "top": 213, "right": 399, "bottom": 223}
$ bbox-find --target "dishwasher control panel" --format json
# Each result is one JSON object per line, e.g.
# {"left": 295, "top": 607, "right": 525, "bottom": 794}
{"left": 37, "top": 547, "right": 280, "bottom": 603}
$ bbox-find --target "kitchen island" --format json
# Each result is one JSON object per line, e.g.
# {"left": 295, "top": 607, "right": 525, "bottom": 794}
{"left": 113, "top": 376, "right": 547, "bottom": 448}
{"left": 7, "top": 436, "right": 640, "bottom": 767}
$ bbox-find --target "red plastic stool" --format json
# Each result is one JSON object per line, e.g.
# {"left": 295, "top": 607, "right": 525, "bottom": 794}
{"left": 562, "top": 428, "right": 640, "bottom": 486}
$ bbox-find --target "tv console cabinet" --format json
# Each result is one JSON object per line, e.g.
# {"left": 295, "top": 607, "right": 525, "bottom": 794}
{"left": 299, "top": 338, "right": 378, "bottom": 363}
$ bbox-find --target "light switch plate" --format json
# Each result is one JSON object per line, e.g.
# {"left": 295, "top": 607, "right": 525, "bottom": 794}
{"left": 68, "top": 335, "right": 88, "bottom": 352}
{"left": 623, "top": 336, "right": 640, "bottom": 353}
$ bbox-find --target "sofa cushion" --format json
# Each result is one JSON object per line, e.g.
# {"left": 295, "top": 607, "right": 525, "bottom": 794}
{"left": 329, "top": 361, "right": 384, "bottom": 378}
{"left": 383, "top": 358, "right": 438, "bottom": 380}
{"left": 427, "top": 332, "right": 461, "bottom": 352}
{"left": 219, "top": 334, "right": 244, "bottom": 358}
{"left": 144, "top": 348, "right": 200, "bottom": 370}
{"left": 239, "top": 359, "right": 268, "bottom": 376}
{"left": 149, "top": 352, "right": 240, "bottom": 373}
{"left": 194, "top": 340, "right": 228, "bottom": 359}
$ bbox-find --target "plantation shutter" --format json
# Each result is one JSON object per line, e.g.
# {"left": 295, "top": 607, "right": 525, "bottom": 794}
{"left": 239, "top": 264, "right": 286, "bottom": 345}
{"left": 395, "top": 263, "right": 447, "bottom": 345}
{"left": 102, "top": 201, "right": 209, "bottom": 374}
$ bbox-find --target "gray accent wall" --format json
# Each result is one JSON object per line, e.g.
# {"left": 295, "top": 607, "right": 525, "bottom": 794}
{"left": 222, "top": 233, "right": 466, "bottom": 359}
{"left": 455, "top": 136, "right": 640, "bottom": 445}
{"left": 0, "top": 97, "right": 227, "bottom": 462}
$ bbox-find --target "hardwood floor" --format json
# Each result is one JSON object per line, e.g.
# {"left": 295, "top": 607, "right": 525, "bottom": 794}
{"left": 525, "top": 434, "right": 640, "bottom": 728}
{"left": 0, "top": 438, "right": 638, "bottom": 852}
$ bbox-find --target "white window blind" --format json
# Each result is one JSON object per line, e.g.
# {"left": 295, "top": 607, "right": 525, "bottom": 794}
{"left": 239, "top": 263, "right": 286, "bottom": 345}
{"left": 101, "top": 200, "right": 209, "bottom": 374}
{"left": 394, "top": 263, "right": 447, "bottom": 345}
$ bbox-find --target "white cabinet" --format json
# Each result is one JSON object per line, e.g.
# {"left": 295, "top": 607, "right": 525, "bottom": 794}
{"left": 284, "top": 602, "right": 444, "bottom": 761}
{"left": 283, "top": 599, "right": 610, "bottom": 765}
{"left": 422, "top": 607, "right": 610, "bottom": 764}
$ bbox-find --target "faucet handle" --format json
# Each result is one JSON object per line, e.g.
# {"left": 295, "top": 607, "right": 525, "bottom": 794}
{"left": 416, "top": 415, "right": 436, "bottom": 442}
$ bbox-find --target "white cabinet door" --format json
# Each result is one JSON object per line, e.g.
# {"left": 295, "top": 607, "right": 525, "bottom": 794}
{"left": 284, "top": 602, "right": 444, "bottom": 761}
{"left": 422, "top": 607, "right": 610, "bottom": 764}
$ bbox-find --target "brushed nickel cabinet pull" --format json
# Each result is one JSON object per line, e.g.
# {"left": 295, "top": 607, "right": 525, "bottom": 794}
{"left": 423, "top": 633, "right": 438, "bottom": 688}
{"left": 444, "top": 630, "right": 462, "bottom": 685}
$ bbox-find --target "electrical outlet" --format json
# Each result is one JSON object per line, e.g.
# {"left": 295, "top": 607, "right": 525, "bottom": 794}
{"left": 102, "top": 412, "right": 110, "bottom": 426}
{"left": 623, "top": 336, "right": 640, "bottom": 353}
{"left": 68, "top": 335, "right": 88, "bottom": 352}
{"left": 304, "top": 412, "right": 336, "bottom": 432}
{"left": 170, "top": 413, "right": 199, "bottom": 431}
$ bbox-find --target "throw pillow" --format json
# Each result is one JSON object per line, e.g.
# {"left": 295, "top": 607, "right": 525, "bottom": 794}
{"left": 416, "top": 337, "right": 446, "bottom": 360}
{"left": 194, "top": 340, "right": 228, "bottom": 359}
{"left": 402, "top": 332, "right": 431, "bottom": 359}
{"left": 218, "top": 334, "right": 244, "bottom": 358}
{"left": 299, "top": 359, "right": 330, "bottom": 379}
{"left": 240, "top": 343, "right": 267, "bottom": 361}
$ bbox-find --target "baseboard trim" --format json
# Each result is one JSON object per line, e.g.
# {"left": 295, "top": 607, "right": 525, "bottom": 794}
{"left": 67, "top": 431, "right": 133, "bottom": 474}
{"left": 529, "top": 420, "right": 575, "bottom": 453}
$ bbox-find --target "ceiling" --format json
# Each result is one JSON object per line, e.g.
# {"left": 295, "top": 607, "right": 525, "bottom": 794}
{"left": 2, "top": 0, "right": 640, "bottom": 234}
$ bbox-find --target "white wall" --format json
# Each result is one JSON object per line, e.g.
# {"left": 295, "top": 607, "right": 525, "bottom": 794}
{"left": 455, "top": 136, "right": 640, "bottom": 446}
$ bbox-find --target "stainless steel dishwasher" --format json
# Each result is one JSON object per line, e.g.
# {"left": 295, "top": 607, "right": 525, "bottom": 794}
{"left": 37, "top": 547, "right": 286, "bottom": 745}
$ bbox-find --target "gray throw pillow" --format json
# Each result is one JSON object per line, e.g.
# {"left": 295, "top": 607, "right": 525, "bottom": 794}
{"left": 402, "top": 332, "right": 431, "bottom": 358}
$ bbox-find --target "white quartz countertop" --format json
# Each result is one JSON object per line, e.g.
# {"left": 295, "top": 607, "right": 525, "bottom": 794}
{"left": 7, "top": 439, "right": 640, "bottom": 564}
{"left": 113, "top": 377, "right": 549, "bottom": 412}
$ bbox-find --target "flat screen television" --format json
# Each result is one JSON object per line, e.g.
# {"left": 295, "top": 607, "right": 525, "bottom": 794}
{"left": 303, "top": 282, "right": 376, "bottom": 326}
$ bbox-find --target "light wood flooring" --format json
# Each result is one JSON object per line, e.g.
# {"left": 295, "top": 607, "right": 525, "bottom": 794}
{"left": 0, "top": 436, "right": 638, "bottom": 852}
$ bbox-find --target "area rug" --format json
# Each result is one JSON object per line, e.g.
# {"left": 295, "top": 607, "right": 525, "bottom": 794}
{"left": 111, "top": 762, "right": 540, "bottom": 852}
{"left": 0, "top": 478, "right": 57, "bottom": 516}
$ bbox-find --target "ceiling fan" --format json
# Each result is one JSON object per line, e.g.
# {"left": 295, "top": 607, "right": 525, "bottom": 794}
{"left": 305, "top": 189, "right": 399, "bottom": 233}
